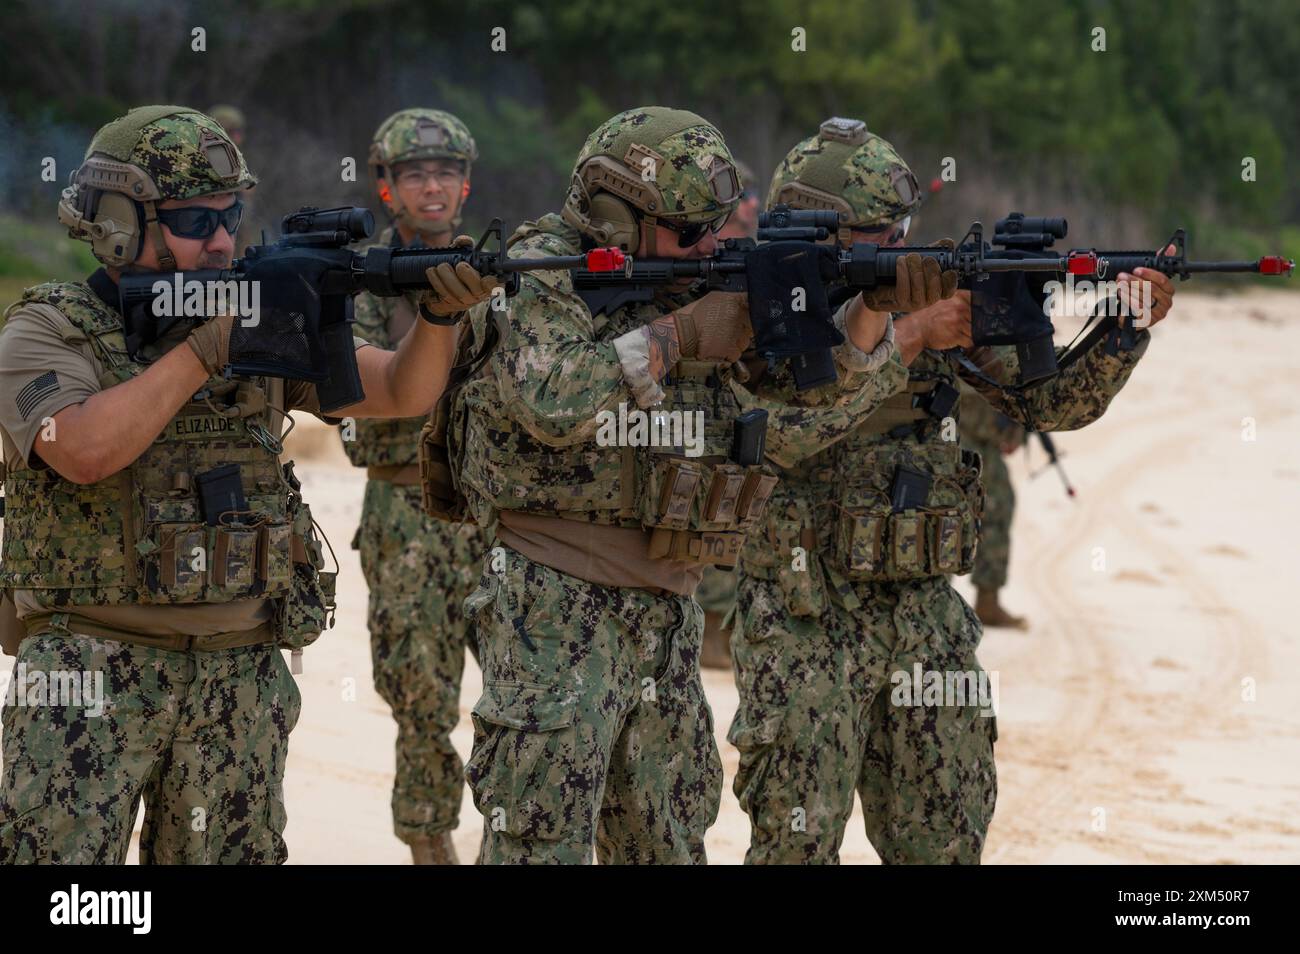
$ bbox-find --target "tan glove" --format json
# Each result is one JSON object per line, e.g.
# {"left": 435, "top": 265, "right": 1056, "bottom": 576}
{"left": 186, "top": 313, "right": 235, "bottom": 375}
{"left": 861, "top": 239, "right": 959, "bottom": 313}
{"left": 672, "top": 291, "right": 753, "bottom": 363}
{"left": 419, "top": 235, "right": 502, "bottom": 321}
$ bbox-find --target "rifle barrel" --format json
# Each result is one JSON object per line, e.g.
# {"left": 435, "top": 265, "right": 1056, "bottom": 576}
{"left": 1093, "top": 255, "right": 1281, "bottom": 275}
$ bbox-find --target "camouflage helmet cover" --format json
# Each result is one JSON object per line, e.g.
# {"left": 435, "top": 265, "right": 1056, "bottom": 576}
{"left": 58, "top": 105, "right": 255, "bottom": 269}
{"left": 768, "top": 117, "right": 920, "bottom": 229}
{"left": 368, "top": 108, "right": 478, "bottom": 173}
{"left": 565, "top": 106, "right": 741, "bottom": 234}
{"left": 79, "top": 104, "right": 256, "bottom": 202}
{"left": 368, "top": 108, "right": 476, "bottom": 233}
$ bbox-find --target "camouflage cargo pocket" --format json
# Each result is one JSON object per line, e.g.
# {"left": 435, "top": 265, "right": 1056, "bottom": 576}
{"left": 258, "top": 522, "right": 293, "bottom": 595}
{"left": 889, "top": 512, "right": 924, "bottom": 574}
{"left": 769, "top": 518, "right": 820, "bottom": 618}
{"left": 743, "top": 492, "right": 820, "bottom": 616}
{"left": 726, "top": 705, "right": 786, "bottom": 821}
{"left": 146, "top": 522, "right": 208, "bottom": 601}
{"left": 929, "top": 507, "right": 966, "bottom": 574}
{"left": 836, "top": 505, "right": 889, "bottom": 575}
{"left": 0, "top": 757, "right": 53, "bottom": 864}
{"left": 465, "top": 681, "right": 581, "bottom": 843}
{"left": 832, "top": 483, "right": 891, "bottom": 579}
{"left": 275, "top": 565, "right": 336, "bottom": 651}
{"left": 956, "top": 453, "right": 985, "bottom": 569}
{"left": 698, "top": 463, "right": 747, "bottom": 531}
{"left": 735, "top": 469, "right": 778, "bottom": 531}
{"left": 211, "top": 526, "right": 258, "bottom": 593}
{"left": 641, "top": 456, "right": 704, "bottom": 531}
{"left": 275, "top": 498, "right": 336, "bottom": 651}
{"left": 461, "top": 568, "right": 499, "bottom": 657}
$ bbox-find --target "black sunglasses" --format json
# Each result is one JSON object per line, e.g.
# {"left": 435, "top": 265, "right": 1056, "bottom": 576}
{"left": 661, "top": 211, "right": 732, "bottom": 249}
{"left": 156, "top": 198, "right": 244, "bottom": 240}
{"left": 849, "top": 215, "right": 911, "bottom": 247}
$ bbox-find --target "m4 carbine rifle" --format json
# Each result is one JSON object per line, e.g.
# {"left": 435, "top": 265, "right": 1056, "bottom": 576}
{"left": 117, "top": 206, "right": 626, "bottom": 412}
{"left": 963, "top": 211, "right": 1294, "bottom": 384}
{"left": 119, "top": 206, "right": 1294, "bottom": 408}
{"left": 571, "top": 206, "right": 1294, "bottom": 391}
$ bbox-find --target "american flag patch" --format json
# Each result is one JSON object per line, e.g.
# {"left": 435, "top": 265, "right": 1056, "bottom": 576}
{"left": 16, "top": 370, "right": 59, "bottom": 421}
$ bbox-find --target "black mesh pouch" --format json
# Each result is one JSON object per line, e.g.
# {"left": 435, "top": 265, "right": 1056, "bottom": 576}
{"left": 969, "top": 250, "right": 1054, "bottom": 347}
{"left": 227, "top": 251, "right": 331, "bottom": 382}
{"left": 743, "top": 241, "right": 843, "bottom": 360}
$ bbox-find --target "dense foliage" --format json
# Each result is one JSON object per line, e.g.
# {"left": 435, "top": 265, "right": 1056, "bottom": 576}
{"left": 2, "top": 0, "right": 1295, "bottom": 262}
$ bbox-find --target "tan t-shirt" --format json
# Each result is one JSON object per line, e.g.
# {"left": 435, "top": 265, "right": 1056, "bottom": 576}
{"left": 0, "top": 283, "right": 369, "bottom": 637}
{"left": 496, "top": 510, "right": 706, "bottom": 596}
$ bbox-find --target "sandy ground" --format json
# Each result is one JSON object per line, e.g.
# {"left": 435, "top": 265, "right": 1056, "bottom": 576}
{"left": 5, "top": 289, "right": 1300, "bottom": 864}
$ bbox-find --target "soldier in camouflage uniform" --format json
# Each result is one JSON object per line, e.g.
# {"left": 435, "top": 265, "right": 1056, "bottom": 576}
{"left": 730, "top": 117, "right": 1178, "bottom": 864}
{"left": 441, "top": 106, "right": 955, "bottom": 864}
{"left": 344, "top": 108, "right": 489, "bottom": 865}
{"left": 698, "top": 159, "right": 759, "bottom": 671}
{"left": 957, "top": 382, "right": 1027, "bottom": 628}
{"left": 0, "top": 106, "right": 491, "bottom": 864}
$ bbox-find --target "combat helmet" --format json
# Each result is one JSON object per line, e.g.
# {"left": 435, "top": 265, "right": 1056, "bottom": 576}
{"left": 368, "top": 108, "right": 477, "bottom": 233}
{"left": 768, "top": 117, "right": 921, "bottom": 244}
{"left": 562, "top": 106, "right": 741, "bottom": 255}
{"left": 57, "top": 105, "right": 256, "bottom": 270}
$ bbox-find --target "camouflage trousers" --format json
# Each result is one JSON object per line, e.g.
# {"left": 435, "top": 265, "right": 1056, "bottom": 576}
{"left": 463, "top": 545, "right": 722, "bottom": 864}
{"left": 0, "top": 630, "right": 299, "bottom": 864}
{"left": 968, "top": 439, "right": 1015, "bottom": 590}
{"left": 730, "top": 571, "right": 997, "bottom": 864}
{"left": 353, "top": 479, "right": 485, "bottom": 843}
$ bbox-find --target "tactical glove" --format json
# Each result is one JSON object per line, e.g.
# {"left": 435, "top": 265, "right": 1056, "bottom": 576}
{"left": 186, "top": 313, "right": 235, "bottom": 375}
{"left": 861, "top": 239, "right": 959, "bottom": 313}
{"left": 672, "top": 291, "right": 753, "bottom": 363}
{"left": 419, "top": 235, "right": 502, "bottom": 324}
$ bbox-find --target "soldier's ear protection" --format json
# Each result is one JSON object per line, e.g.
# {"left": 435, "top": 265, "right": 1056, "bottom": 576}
{"left": 58, "top": 154, "right": 176, "bottom": 269}
{"left": 563, "top": 143, "right": 738, "bottom": 257}
{"left": 586, "top": 193, "right": 640, "bottom": 254}
{"left": 561, "top": 162, "right": 644, "bottom": 255}
{"left": 57, "top": 184, "right": 146, "bottom": 269}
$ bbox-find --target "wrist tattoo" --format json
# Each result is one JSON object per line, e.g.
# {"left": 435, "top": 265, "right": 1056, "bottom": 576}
{"left": 644, "top": 316, "right": 681, "bottom": 381}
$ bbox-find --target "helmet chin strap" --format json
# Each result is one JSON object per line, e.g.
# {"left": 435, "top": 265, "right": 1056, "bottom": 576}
{"left": 141, "top": 199, "right": 177, "bottom": 272}
{"left": 642, "top": 214, "right": 658, "bottom": 256}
